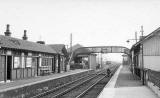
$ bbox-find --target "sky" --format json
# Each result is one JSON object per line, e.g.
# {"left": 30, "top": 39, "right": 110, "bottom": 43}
{"left": 0, "top": 0, "right": 160, "bottom": 62}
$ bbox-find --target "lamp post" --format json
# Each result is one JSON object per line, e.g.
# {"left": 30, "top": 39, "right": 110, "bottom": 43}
{"left": 126, "top": 31, "right": 138, "bottom": 43}
{"left": 127, "top": 26, "right": 145, "bottom": 85}
{"left": 126, "top": 32, "right": 138, "bottom": 76}
{"left": 140, "top": 43, "right": 144, "bottom": 85}
{"left": 140, "top": 26, "right": 145, "bottom": 85}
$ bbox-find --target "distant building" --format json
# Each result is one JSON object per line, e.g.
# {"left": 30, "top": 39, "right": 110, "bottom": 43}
{"left": 68, "top": 44, "right": 98, "bottom": 70}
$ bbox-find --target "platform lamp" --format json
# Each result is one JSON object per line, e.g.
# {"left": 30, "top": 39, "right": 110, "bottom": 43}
{"left": 126, "top": 31, "right": 138, "bottom": 43}
{"left": 140, "top": 25, "right": 145, "bottom": 85}
{"left": 126, "top": 32, "right": 138, "bottom": 76}
{"left": 127, "top": 26, "right": 145, "bottom": 85}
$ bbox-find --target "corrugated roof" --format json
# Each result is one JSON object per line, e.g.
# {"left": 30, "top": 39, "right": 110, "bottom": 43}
{"left": 0, "top": 35, "right": 57, "bottom": 54}
{"left": 131, "top": 27, "right": 160, "bottom": 49}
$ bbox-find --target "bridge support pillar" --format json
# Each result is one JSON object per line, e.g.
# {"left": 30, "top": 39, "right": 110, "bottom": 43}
{"left": 88, "top": 54, "right": 97, "bottom": 70}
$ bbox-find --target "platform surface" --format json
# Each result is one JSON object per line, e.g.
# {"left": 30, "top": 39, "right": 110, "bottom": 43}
{"left": 98, "top": 65, "right": 159, "bottom": 98}
{"left": 0, "top": 69, "right": 90, "bottom": 92}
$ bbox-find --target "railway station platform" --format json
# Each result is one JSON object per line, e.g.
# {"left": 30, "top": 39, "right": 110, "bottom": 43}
{"left": 98, "top": 65, "right": 159, "bottom": 98}
{"left": 0, "top": 69, "right": 93, "bottom": 98}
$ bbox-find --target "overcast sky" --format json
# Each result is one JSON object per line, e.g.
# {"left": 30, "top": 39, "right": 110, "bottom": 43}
{"left": 0, "top": 0, "right": 160, "bottom": 62}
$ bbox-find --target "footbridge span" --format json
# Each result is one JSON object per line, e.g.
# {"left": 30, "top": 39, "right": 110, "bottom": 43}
{"left": 73, "top": 46, "right": 130, "bottom": 57}
{"left": 68, "top": 46, "right": 130, "bottom": 68}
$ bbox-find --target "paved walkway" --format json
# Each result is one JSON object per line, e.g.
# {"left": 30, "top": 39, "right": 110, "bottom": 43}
{"left": 0, "top": 69, "right": 90, "bottom": 92}
{"left": 98, "top": 65, "right": 159, "bottom": 98}
{"left": 115, "top": 66, "right": 142, "bottom": 87}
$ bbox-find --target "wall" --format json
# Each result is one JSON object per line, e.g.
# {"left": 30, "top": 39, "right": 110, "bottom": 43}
{"left": 0, "top": 49, "right": 56, "bottom": 82}
{"left": 0, "top": 70, "right": 94, "bottom": 98}
{"left": 144, "top": 56, "right": 160, "bottom": 71}
{"left": 143, "top": 34, "right": 160, "bottom": 71}
{"left": 143, "top": 35, "right": 160, "bottom": 56}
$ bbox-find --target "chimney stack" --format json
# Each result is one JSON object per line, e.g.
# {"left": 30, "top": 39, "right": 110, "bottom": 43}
{"left": 4, "top": 24, "right": 11, "bottom": 36}
{"left": 37, "top": 41, "right": 45, "bottom": 44}
{"left": 22, "top": 30, "right": 28, "bottom": 40}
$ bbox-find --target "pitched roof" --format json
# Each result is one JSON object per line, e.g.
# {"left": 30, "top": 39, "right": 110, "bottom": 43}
{"left": 48, "top": 44, "right": 66, "bottom": 54}
{"left": 131, "top": 27, "right": 160, "bottom": 49}
{"left": 67, "top": 44, "right": 83, "bottom": 52}
{"left": 0, "top": 35, "right": 57, "bottom": 54}
{"left": 67, "top": 44, "right": 91, "bottom": 54}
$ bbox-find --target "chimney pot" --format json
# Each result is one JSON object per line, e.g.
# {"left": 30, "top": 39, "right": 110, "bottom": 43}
{"left": 4, "top": 24, "right": 11, "bottom": 36}
{"left": 22, "top": 30, "right": 28, "bottom": 40}
{"left": 37, "top": 41, "right": 45, "bottom": 44}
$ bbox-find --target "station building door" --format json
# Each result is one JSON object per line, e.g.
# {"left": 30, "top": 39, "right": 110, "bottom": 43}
{"left": 6, "top": 56, "right": 12, "bottom": 80}
{"left": 32, "top": 57, "right": 39, "bottom": 76}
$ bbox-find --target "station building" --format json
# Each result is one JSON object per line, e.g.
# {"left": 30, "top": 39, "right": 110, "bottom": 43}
{"left": 131, "top": 27, "right": 160, "bottom": 80}
{"left": 0, "top": 25, "right": 65, "bottom": 82}
{"left": 68, "top": 44, "right": 97, "bottom": 70}
{"left": 48, "top": 44, "right": 68, "bottom": 72}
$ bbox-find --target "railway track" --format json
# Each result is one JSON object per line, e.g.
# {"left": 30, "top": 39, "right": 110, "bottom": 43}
{"left": 31, "top": 66, "right": 118, "bottom": 98}
{"left": 76, "top": 66, "right": 118, "bottom": 98}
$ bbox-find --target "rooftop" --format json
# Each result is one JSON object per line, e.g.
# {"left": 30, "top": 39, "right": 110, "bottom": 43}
{"left": 48, "top": 44, "right": 68, "bottom": 56}
{"left": 0, "top": 35, "right": 57, "bottom": 54}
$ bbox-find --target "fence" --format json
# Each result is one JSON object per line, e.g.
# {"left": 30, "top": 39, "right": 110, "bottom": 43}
{"left": 148, "top": 69, "right": 160, "bottom": 88}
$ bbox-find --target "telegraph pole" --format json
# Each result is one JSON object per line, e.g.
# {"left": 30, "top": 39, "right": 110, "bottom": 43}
{"left": 67, "top": 33, "right": 73, "bottom": 71}
{"left": 140, "top": 25, "right": 144, "bottom": 85}
{"left": 70, "top": 33, "right": 72, "bottom": 55}
{"left": 101, "top": 52, "right": 102, "bottom": 68}
{"left": 140, "top": 26, "right": 144, "bottom": 37}
{"left": 135, "top": 31, "right": 137, "bottom": 43}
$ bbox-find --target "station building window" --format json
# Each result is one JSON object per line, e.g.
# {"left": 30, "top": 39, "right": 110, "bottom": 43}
{"left": 14, "top": 56, "right": 21, "bottom": 68}
{"left": 26, "top": 57, "right": 32, "bottom": 67}
{"left": 41, "top": 58, "right": 52, "bottom": 67}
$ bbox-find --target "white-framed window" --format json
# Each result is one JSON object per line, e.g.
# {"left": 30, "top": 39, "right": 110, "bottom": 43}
{"left": 14, "top": 56, "right": 20, "bottom": 68}
{"left": 41, "top": 58, "right": 52, "bottom": 66}
{"left": 26, "top": 57, "right": 32, "bottom": 67}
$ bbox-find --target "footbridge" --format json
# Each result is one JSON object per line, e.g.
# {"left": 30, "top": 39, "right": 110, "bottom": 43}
{"left": 73, "top": 46, "right": 130, "bottom": 57}
{"left": 68, "top": 46, "right": 130, "bottom": 65}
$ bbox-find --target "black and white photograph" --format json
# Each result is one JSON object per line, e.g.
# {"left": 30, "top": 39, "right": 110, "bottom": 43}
{"left": 0, "top": 0, "right": 160, "bottom": 98}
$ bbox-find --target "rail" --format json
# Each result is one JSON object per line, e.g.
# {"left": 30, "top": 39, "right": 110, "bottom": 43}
{"left": 31, "top": 66, "right": 118, "bottom": 98}
{"left": 31, "top": 69, "right": 106, "bottom": 98}
{"left": 76, "top": 66, "right": 118, "bottom": 98}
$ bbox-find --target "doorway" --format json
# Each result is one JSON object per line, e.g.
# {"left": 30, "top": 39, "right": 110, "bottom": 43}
{"left": 37, "top": 58, "right": 39, "bottom": 76}
{"left": 7, "top": 56, "right": 12, "bottom": 80}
